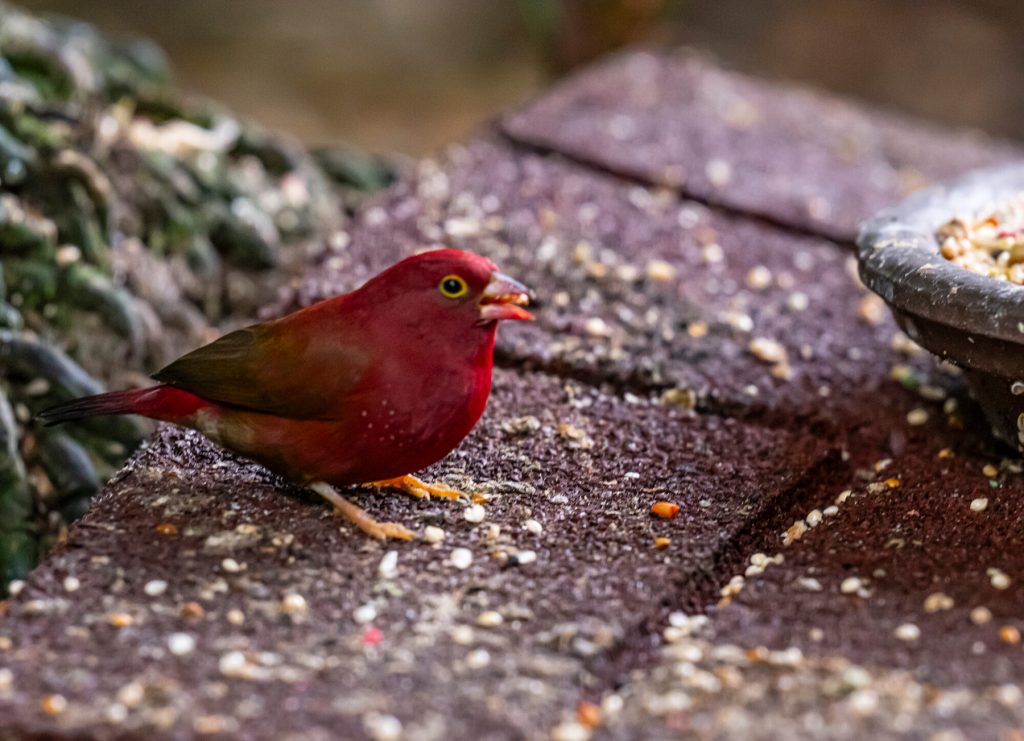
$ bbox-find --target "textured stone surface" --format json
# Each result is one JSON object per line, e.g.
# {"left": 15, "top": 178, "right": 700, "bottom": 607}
{"left": 502, "top": 51, "right": 1021, "bottom": 242}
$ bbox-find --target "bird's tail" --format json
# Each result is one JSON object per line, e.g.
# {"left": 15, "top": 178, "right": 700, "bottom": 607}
{"left": 38, "top": 386, "right": 206, "bottom": 426}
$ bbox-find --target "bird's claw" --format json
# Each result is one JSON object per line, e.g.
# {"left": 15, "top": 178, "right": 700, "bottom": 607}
{"left": 367, "top": 474, "right": 465, "bottom": 502}
{"left": 309, "top": 481, "right": 416, "bottom": 541}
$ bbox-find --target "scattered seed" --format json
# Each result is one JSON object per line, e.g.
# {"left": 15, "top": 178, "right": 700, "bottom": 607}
{"left": 464, "top": 504, "right": 486, "bottom": 524}
{"left": 749, "top": 337, "right": 788, "bottom": 365}
{"left": 983, "top": 464, "right": 999, "bottom": 478}
{"left": 40, "top": 694, "right": 67, "bottom": 716}
{"left": 651, "top": 501, "right": 680, "bottom": 519}
{"left": 705, "top": 159, "right": 732, "bottom": 188}
{"left": 523, "top": 518, "right": 543, "bottom": 535}
{"left": 989, "top": 568, "right": 1012, "bottom": 590}
{"left": 180, "top": 601, "right": 205, "bottom": 620}
{"left": 477, "top": 611, "right": 503, "bottom": 627}
{"left": 353, "top": 603, "right": 377, "bottom": 624}
{"left": 551, "top": 721, "right": 592, "bottom": 741}
{"left": 450, "top": 548, "right": 473, "bottom": 570}
{"left": 906, "top": 408, "right": 929, "bottom": 426}
{"left": 840, "top": 577, "right": 864, "bottom": 594}
{"left": 221, "top": 558, "right": 242, "bottom": 573}
{"left": 923, "top": 592, "right": 954, "bottom": 612}
{"left": 1000, "top": 626, "right": 1021, "bottom": 645}
{"left": 155, "top": 523, "right": 178, "bottom": 536}
{"left": 971, "top": 497, "right": 989, "bottom": 513}
{"left": 281, "top": 593, "right": 308, "bottom": 616}
{"left": 0, "top": 668, "right": 11, "bottom": 690}
{"left": 805, "top": 509, "right": 823, "bottom": 527}
{"left": 584, "top": 317, "right": 611, "bottom": 338}
{"left": 109, "top": 613, "right": 133, "bottom": 628}
{"left": 424, "top": 526, "right": 446, "bottom": 544}
{"left": 894, "top": 623, "right": 921, "bottom": 641}
{"left": 512, "top": 550, "right": 537, "bottom": 566}
{"left": 363, "top": 712, "right": 402, "bottom": 741}
{"left": 378, "top": 551, "right": 399, "bottom": 579}
{"left": 226, "top": 609, "right": 245, "bottom": 625}
{"left": 970, "top": 606, "right": 993, "bottom": 625}
{"left": 576, "top": 701, "right": 603, "bottom": 728}
{"left": 466, "top": 648, "right": 491, "bottom": 669}
{"left": 62, "top": 576, "right": 80, "bottom": 593}
{"left": 167, "top": 632, "right": 196, "bottom": 656}
{"left": 746, "top": 265, "right": 773, "bottom": 290}
{"left": 645, "top": 259, "right": 676, "bottom": 283}
{"left": 144, "top": 580, "right": 168, "bottom": 597}
{"left": 654, "top": 536, "right": 671, "bottom": 549}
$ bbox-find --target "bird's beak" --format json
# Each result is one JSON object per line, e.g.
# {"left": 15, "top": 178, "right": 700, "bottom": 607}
{"left": 479, "top": 272, "right": 534, "bottom": 322}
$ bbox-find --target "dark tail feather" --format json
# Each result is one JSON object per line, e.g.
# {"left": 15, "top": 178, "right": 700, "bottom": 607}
{"left": 38, "top": 388, "right": 151, "bottom": 426}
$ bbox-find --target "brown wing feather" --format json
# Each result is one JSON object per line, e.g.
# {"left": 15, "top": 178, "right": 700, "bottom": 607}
{"left": 152, "top": 310, "right": 370, "bottom": 420}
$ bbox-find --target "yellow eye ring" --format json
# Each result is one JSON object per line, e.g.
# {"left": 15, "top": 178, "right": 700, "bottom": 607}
{"left": 439, "top": 274, "right": 468, "bottom": 299}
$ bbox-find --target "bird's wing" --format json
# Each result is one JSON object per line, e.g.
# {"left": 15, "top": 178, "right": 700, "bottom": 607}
{"left": 152, "top": 308, "right": 371, "bottom": 420}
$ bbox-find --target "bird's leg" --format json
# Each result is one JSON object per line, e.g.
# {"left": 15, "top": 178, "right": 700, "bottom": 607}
{"left": 365, "top": 474, "right": 465, "bottom": 502}
{"left": 309, "top": 481, "right": 415, "bottom": 540}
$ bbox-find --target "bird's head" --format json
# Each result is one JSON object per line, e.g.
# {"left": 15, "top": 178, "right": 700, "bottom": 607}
{"left": 357, "top": 249, "right": 533, "bottom": 337}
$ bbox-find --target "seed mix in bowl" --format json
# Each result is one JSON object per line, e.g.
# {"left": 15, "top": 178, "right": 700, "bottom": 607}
{"left": 938, "top": 194, "right": 1024, "bottom": 283}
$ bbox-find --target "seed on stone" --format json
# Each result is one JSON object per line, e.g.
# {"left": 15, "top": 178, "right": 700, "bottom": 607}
{"left": 989, "top": 569, "right": 1012, "bottom": 590}
{"left": 363, "top": 712, "right": 403, "bottom": 741}
{"left": 155, "top": 523, "right": 178, "bottom": 536}
{"left": 144, "top": 580, "right": 168, "bottom": 597}
{"left": 551, "top": 721, "right": 592, "bottom": 741}
{"left": 654, "top": 536, "right": 671, "bottom": 549}
{"left": 823, "top": 505, "right": 839, "bottom": 517}
{"left": 221, "top": 558, "right": 242, "bottom": 573}
{"left": 512, "top": 550, "right": 537, "bottom": 566}
{"left": 783, "top": 519, "right": 808, "bottom": 545}
{"left": 353, "top": 603, "right": 377, "bottom": 624}
{"left": 798, "top": 577, "right": 823, "bottom": 592}
{"left": 746, "top": 265, "right": 773, "bottom": 290}
{"left": 938, "top": 448, "right": 954, "bottom": 459}
{"left": 109, "top": 613, "right": 134, "bottom": 628}
{"left": 970, "top": 498, "right": 989, "bottom": 513}
{"left": 62, "top": 576, "right": 80, "bottom": 593}
{"left": 840, "top": 577, "right": 864, "bottom": 594}
{"left": 584, "top": 317, "right": 611, "bottom": 338}
{"left": 180, "top": 601, "right": 205, "bottom": 620}
{"left": 805, "top": 509, "right": 823, "bottom": 527}
{"left": 1013, "top": 382, "right": 1024, "bottom": 395}
{"left": 787, "top": 292, "right": 809, "bottom": 312}
{"left": 281, "top": 593, "right": 308, "bottom": 616}
{"left": 749, "top": 337, "right": 788, "bottom": 365}
{"left": 906, "top": 408, "right": 929, "bottom": 426}
{"left": 705, "top": 159, "right": 733, "bottom": 188}
{"left": 167, "top": 632, "right": 196, "bottom": 656}
{"left": 1000, "top": 626, "right": 1021, "bottom": 645}
{"left": 523, "top": 519, "right": 543, "bottom": 535}
{"left": 464, "top": 504, "right": 486, "bottom": 523}
{"left": 450, "top": 548, "right": 473, "bottom": 570}
{"left": 378, "top": 551, "right": 399, "bottom": 579}
{"left": 0, "top": 668, "right": 11, "bottom": 690}
{"left": 466, "top": 648, "right": 491, "bottom": 669}
{"left": 40, "top": 694, "right": 67, "bottom": 716}
{"left": 923, "top": 592, "right": 954, "bottom": 612}
{"left": 970, "top": 606, "right": 993, "bottom": 625}
{"left": 645, "top": 259, "right": 676, "bottom": 283}
{"left": 651, "top": 501, "right": 680, "bottom": 519}
{"left": 983, "top": 464, "right": 999, "bottom": 478}
{"left": 477, "top": 611, "right": 503, "bottom": 627}
{"left": 424, "top": 525, "right": 446, "bottom": 543}
{"left": 226, "top": 609, "right": 245, "bottom": 625}
{"left": 894, "top": 623, "right": 921, "bottom": 641}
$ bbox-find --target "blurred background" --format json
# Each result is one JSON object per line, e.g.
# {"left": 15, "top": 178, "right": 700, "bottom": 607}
{"left": 18, "top": 0, "right": 1024, "bottom": 156}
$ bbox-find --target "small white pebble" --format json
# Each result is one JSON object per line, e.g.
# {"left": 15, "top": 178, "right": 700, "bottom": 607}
{"left": 584, "top": 316, "right": 611, "bottom": 338}
{"left": 989, "top": 569, "right": 1012, "bottom": 590}
{"left": 797, "top": 577, "right": 823, "bottom": 592}
{"left": 450, "top": 548, "right": 473, "bottom": 570}
{"left": 144, "top": 580, "right": 168, "bottom": 597}
{"left": 805, "top": 509, "right": 823, "bottom": 527}
{"left": 970, "top": 497, "right": 989, "bottom": 513}
{"left": 464, "top": 504, "right": 486, "bottom": 524}
{"left": 378, "top": 550, "right": 399, "bottom": 579}
{"left": 523, "top": 518, "right": 543, "bottom": 536}
{"left": 424, "top": 525, "right": 446, "bottom": 543}
{"left": 894, "top": 623, "right": 921, "bottom": 641}
{"left": 705, "top": 159, "right": 733, "bottom": 188}
{"left": 167, "top": 632, "right": 196, "bottom": 656}
{"left": 477, "top": 610, "right": 503, "bottom": 627}
{"left": 353, "top": 603, "right": 377, "bottom": 624}
{"left": 62, "top": 576, "right": 80, "bottom": 593}
{"left": 221, "top": 558, "right": 242, "bottom": 573}
{"left": 823, "top": 505, "right": 839, "bottom": 517}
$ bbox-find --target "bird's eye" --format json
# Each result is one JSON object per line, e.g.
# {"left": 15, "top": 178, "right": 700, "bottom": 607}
{"left": 439, "top": 274, "right": 468, "bottom": 299}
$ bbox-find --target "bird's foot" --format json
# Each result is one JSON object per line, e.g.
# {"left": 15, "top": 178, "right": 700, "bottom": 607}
{"left": 366, "top": 474, "right": 466, "bottom": 502}
{"left": 309, "top": 481, "right": 415, "bottom": 540}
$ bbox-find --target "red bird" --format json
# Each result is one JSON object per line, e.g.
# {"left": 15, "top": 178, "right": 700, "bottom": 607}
{"left": 41, "top": 249, "right": 533, "bottom": 539}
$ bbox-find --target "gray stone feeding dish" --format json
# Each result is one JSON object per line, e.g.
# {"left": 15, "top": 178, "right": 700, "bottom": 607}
{"left": 858, "top": 163, "right": 1024, "bottom": 453}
